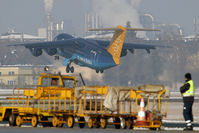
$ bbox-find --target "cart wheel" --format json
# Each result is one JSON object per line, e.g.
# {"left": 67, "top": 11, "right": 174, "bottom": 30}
{"left": 120, "top": 118, "right": 126, "bottom": 129}
{"left": 88, "top": 117, "right": 93, "bottom": 128}
{"left": 126, "top": 119, "right": 133, "bottom": 129}
{"left": 58, "top": 117, "right": 63, "bottom": 128}
{"left": 31, "top": 116, "right": 38, "bottom": 127}
{"left": 114, "top": 117, "right": 121, "bottom": 129}
{"left": 94, "top": 117, "right": 100, "bottom": 128}
{"left": 67, "top": 116, "right": 74, "bottom": 128}
{"left": 9, "top": 113, "right": 16, "bottom": 126}
{"left": 79, "top": 117, "right": 85, "bottom": 128}
{"left": 52, "top": 116, "right": 58, "bottom": 127}
{"left": 100, "top": 118, "right": 107, "bottom": 129}
{"left": 16, "top": 115, "right": 23, "bottom": 127}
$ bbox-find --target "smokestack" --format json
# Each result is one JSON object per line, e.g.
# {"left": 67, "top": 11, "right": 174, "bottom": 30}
{"left": 61, "top": 21, "right": 64, "bottom": 32}
{"left": 44, "top": 0, "right": 54, "bottom": 41}
{"left": 56, "top": 23, "right": 59, "bottom": 35}
{"left": 47, "top": 14, "right": 53, "bottom": 41}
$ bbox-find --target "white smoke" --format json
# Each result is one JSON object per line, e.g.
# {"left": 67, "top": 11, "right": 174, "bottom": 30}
{"left": 44, "top": 0, "right": 54, "bottom": 14}
{"left": 92, "top": 0, "right": 145, "bottom": 37}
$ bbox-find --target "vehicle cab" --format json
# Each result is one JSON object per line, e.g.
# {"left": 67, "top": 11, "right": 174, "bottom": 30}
{"left": 35, "top": 73, "right": 76, "bottom": 99}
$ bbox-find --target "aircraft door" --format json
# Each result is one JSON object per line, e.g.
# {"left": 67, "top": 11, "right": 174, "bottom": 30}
{"left": 90, "top": 49, "right": 98, "bottom": 64}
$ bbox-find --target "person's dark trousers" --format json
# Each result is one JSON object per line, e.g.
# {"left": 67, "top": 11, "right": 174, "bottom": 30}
{"left": 183, "top": 97, "right": 194, "bottom": 126}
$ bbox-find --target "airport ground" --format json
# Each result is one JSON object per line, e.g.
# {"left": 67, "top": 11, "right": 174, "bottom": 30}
{"left": 166, "top": 99, "right": 199, "bottom": 122}
{"left": 1, "top": 100, "right": 199, "bottom": 133}
{"left": 0, "top": 124, "right": 198, "bottom": 133}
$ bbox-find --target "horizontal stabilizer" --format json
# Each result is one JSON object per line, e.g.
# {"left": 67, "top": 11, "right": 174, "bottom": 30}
{"left": 89, "top": 27, "right": 160, "bottom": 32}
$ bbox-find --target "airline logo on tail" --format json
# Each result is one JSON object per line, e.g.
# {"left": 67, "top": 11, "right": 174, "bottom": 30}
{"left": 88, "top": 25, "right": 159, "bottom": 65}
{"left": 107, "top": 25, "right": 126, "bottom": 65}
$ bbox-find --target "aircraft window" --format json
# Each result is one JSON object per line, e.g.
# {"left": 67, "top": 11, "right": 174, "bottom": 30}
{"left": 62, "top": 78, "right": 75, "bottom": 88}
{"left": 41, "top": 78, "right": 60, "bottom": 87}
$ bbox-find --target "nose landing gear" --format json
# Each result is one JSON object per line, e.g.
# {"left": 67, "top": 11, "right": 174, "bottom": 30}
{"left": 66, "top": 65, "right": 74, "bottom": 73}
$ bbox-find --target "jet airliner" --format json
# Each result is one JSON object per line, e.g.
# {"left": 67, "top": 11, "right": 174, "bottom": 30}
{"left": 11, "top": 25, "right": 160, "bottom": 73}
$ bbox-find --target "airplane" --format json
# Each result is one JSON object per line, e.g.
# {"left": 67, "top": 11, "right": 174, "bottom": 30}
{"left": 10, "top": 25, "right": 161, "bottom": 73}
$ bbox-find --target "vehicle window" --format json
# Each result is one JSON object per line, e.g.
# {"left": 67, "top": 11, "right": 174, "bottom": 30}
{"left": 62, "top": 78, "right": 74, "bottom": 88}
{"left": 41, "top": 78, "right": 59, "bottom": 87}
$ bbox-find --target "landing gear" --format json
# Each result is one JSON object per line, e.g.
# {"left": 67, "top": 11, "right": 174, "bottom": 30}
{"left": 96, "top": 70, "right": 104, "bottom": 73}
{"left": 66, "top": 65, "right": 74, "bottom": 73}
{"left": 70, "top": 66, "right": 74, "bottom": 73}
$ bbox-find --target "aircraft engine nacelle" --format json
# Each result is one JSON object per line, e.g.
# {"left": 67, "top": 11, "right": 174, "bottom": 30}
{"left": 121, "top": 49, "right": 127, "bottom": 57}
{"left": 45, "top": 48, "right": 57, "bottom": 56}
{"left": 32, "top": 48, "right": 43, "bottom": 57}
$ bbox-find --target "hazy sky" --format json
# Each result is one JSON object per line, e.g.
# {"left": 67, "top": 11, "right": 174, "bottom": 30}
{"left": 0, "top": 0, "right": 198, "bottom": 36}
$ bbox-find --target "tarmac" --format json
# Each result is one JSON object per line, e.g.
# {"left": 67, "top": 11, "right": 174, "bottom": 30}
{"left": 0, "top": 126, "right": 198, "bottom": 133}
{"left": 0, "top": 121, "right": 199, "bottom": 133}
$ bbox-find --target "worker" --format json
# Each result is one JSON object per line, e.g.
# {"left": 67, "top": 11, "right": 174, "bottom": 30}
{"left": 180, "top": 73, "right": 194, "bottom": 131}
{"left": 51, "top": 78, "right": 58, "bottom": 86}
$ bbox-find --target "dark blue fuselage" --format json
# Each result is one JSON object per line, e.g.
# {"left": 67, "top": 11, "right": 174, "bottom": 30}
{"left": 59, "top": 38, "right": 116, "bottom": 71}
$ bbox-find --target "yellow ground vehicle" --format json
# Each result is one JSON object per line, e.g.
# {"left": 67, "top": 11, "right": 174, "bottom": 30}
{"left": 76, "top": 86, "right": 168, "bottom": 130}
{"left": 0, "top": 73, "right": 76, "bottom": 127}
{"left": 0, "top": 73, "right": 168, "bottom": 130}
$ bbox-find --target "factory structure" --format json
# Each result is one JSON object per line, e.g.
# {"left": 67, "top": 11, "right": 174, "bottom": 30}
{"left": 1, "top": 11, "right": 198, "bottom": 42}
{"left": 0, "top": 30, "right": 45, "bottom": 42}
{"left": 84, "top": 12, "right": 199, "bottom": 41}
{"left": 1, "top": 8, "right": 199, "bottom": 89}
{"left": 0, "top": 65, "right": 45, "bottom": 89}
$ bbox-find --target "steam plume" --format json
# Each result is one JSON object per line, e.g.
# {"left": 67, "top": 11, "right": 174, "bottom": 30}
{"left": 44, "top": 0, "right": 54, "bottom": 14}
{"left": 92, "top": 0, "right": 145, "bottom": 37}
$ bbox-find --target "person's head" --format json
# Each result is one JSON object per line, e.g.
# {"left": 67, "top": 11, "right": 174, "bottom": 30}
{"left": 51, "top": 78, "right": 58, "bottom": 85}
{"left": 185, "top": 73, "right": 192, "bottom": 81}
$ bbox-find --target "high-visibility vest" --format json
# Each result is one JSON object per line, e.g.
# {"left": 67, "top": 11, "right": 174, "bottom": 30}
{"left": 183, "top": 80, "right": 195, "bottom": 97}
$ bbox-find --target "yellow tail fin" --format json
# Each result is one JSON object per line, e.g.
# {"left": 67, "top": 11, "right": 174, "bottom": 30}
{"left": 107, "top": 25, "right": 126, "bottom": 65}
{"left": 88, "top": 25, "right": 159, "bottom": 65}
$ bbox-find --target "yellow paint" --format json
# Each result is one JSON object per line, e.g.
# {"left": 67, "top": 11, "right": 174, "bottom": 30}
{"left": 107, "top": 25, "right": 127, "bottom": 65}
{"left": 96, "top": 87, "right": 108, "bottom": 95}
{"left": 24, "top": 90, "right": 35, "bottom": 97}
{"left": 60, "top": 90, "right": 72, "bottom": 99}
{"left": 129, "top": 91, "right": 136, "bottom": 99}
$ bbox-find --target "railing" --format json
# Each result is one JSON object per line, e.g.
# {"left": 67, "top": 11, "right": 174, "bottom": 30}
{"left": 7, "top": 87, "right": 76, "bottom": 115}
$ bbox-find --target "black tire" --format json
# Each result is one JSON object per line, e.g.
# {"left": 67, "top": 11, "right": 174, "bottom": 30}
{"left": 9, "top": 114, "right": 16, "bottom": 126}
{"left": 79, "top": 117, "right": 85, "bottom": 128}
{"left": 70, "top": 66, "right": 74, "bottom": 73}
{"left": 66, "top": 67, "right": 70, "bottom": 73}
{"left": 126, "top": 119, "right": 133, "bottom": 129}
{"left": 114, "top": 117, "right": 121, "bottom": 129}
{"left": 94, "top": 117, "right": 100, "bottom": 128}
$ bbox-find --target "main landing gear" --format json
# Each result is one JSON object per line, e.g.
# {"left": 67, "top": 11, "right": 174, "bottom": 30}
{"left": 66, "top": 65, "right": 74, "bottom": 73}
{"left": 96, "top": 70, "right": 104, "bottom": 73}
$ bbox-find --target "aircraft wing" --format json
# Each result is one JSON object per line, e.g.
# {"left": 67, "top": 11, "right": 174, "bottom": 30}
{"left": 93, "top": 39, "right": 168, "bottom": 54}
{"left": 9, "top": 38, "right": 84, "bottom": 49}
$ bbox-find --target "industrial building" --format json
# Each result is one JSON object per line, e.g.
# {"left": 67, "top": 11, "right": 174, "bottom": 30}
{"left": 0, "top": 66, "right": 45, "bottom": 88}
{"left": 0, "top": 30, "right": 45, "bottom": 42}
